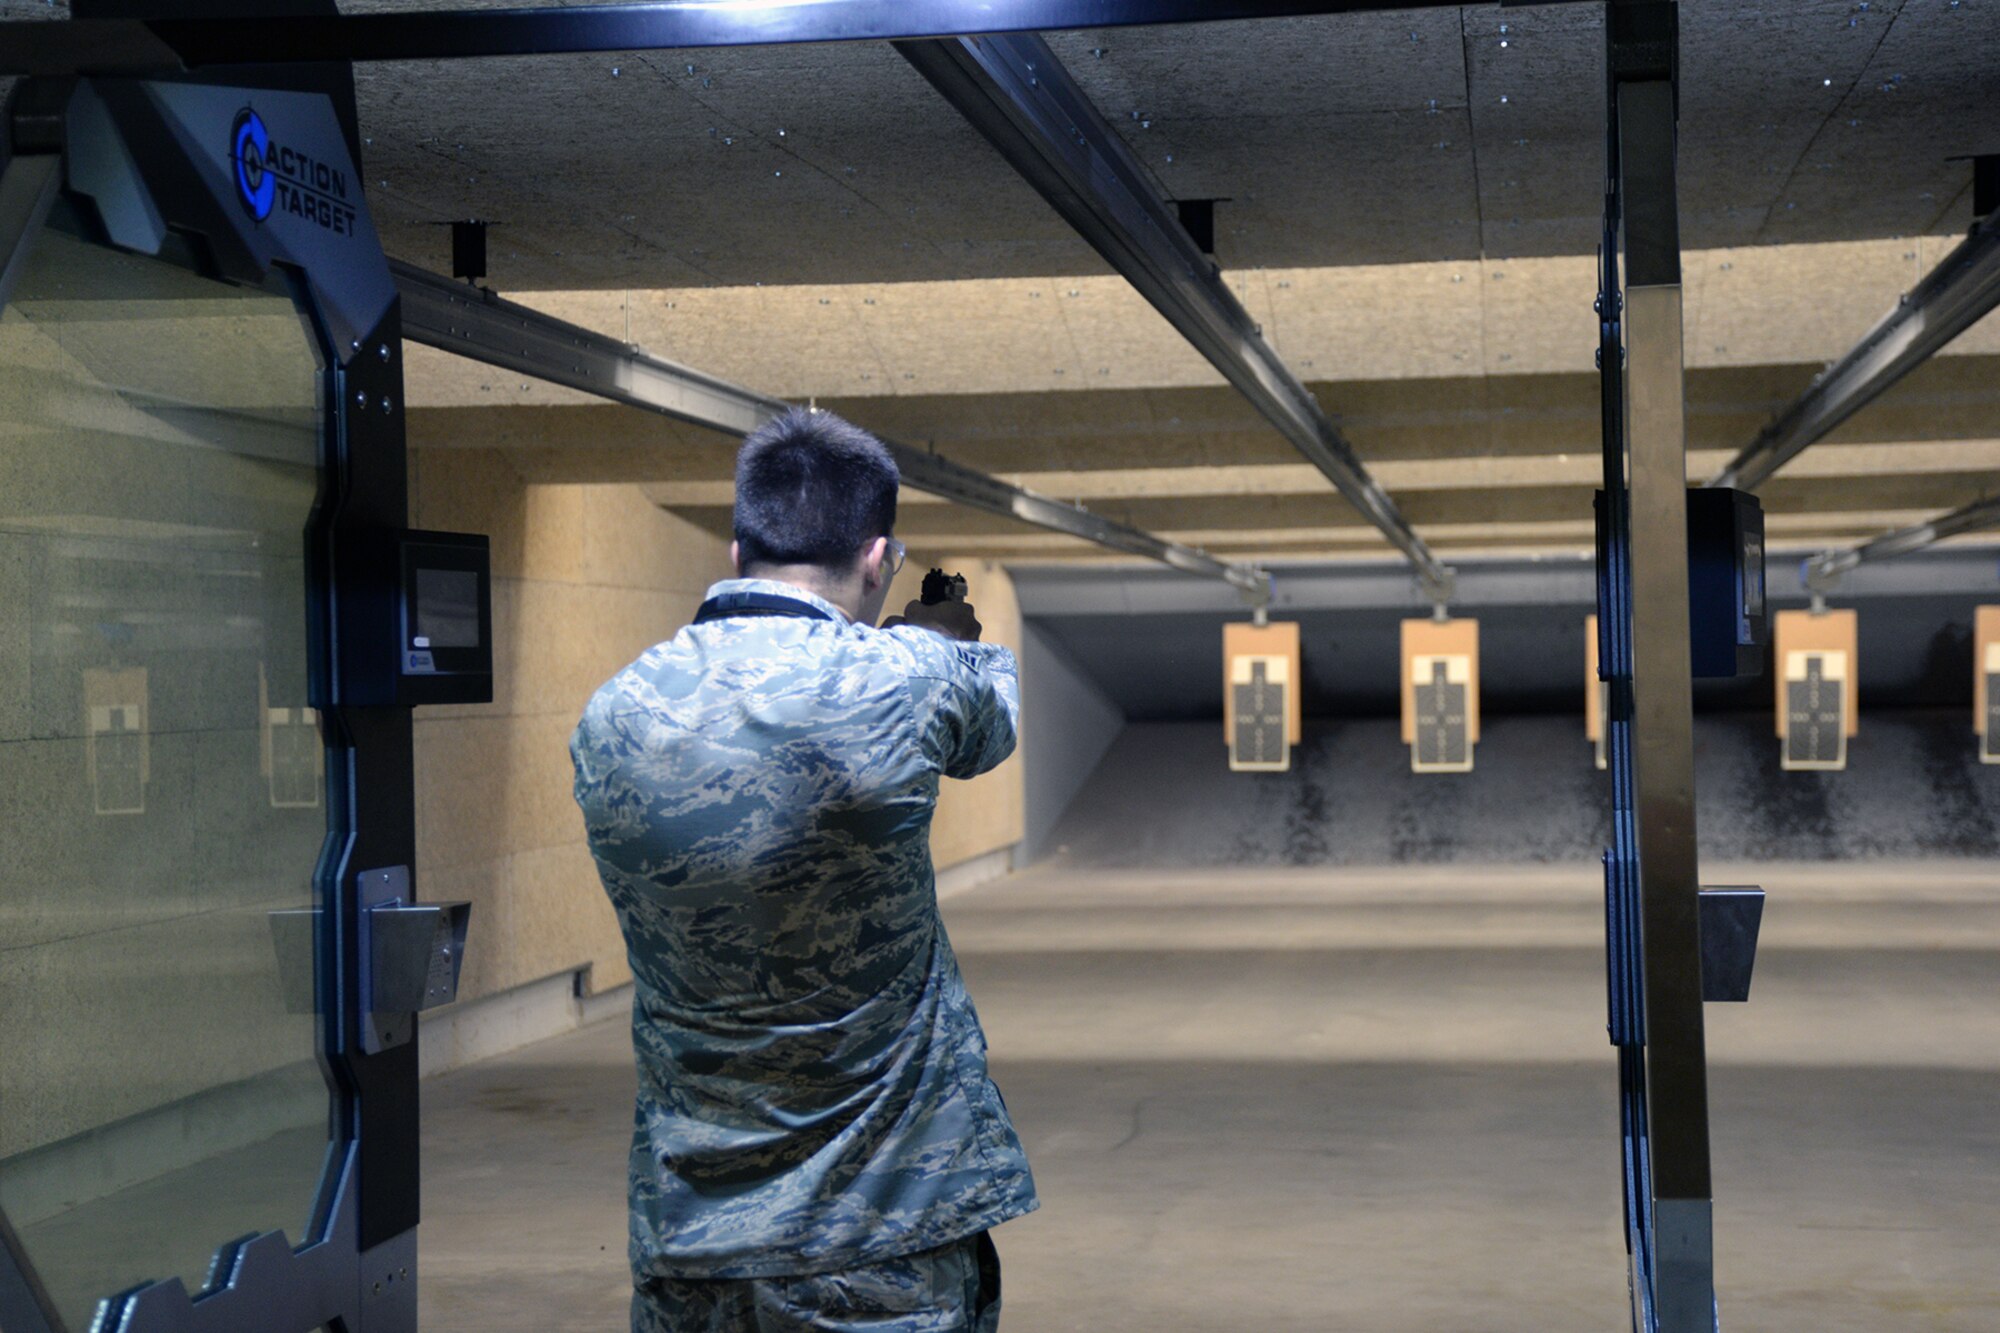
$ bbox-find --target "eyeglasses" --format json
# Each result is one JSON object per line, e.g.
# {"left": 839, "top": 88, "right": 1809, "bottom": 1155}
{"left": 883, "top": 537, "right": 907, "bottom": 578}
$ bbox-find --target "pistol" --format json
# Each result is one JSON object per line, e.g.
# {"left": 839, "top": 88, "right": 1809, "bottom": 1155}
{"left": 921, "top": 568, "right": 968, "bottom": 606}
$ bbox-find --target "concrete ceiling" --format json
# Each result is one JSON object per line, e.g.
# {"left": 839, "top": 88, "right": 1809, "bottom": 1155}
{"left": 330, "top": 0, "right": 2000, "bottom": 289}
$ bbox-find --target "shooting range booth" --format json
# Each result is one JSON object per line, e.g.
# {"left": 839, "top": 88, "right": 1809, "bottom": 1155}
{"left": 17, "top": 0, "right": 1990, "bottom": 1329}
{"left": 0, "top": 51, "right": 491, "bottom": 1333}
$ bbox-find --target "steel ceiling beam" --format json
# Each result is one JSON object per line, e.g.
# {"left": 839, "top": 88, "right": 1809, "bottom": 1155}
{"left": 391, "top": 261, "right": 1270, "bottom": 598}
{"left": 894, "top": 32, "right": 1453, "bottom": 603}
{"left": 2, "top": 2, "right": 1586, "bottom": 76}
{"left": 1804, "top": 492, "right": 2000, "bottom": 592}
{"left": 1709, "top": 209, "right": 2000, "bottom": 492}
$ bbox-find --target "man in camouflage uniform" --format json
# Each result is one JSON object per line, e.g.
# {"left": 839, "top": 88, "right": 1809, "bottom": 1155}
{"left": 571, "top": 408, "right": 1036, "bottom": 1332}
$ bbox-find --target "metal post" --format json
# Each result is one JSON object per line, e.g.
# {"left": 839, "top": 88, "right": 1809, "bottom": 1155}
{"left": 1606, "top": 3, "right": 1716, "bottom": 1328}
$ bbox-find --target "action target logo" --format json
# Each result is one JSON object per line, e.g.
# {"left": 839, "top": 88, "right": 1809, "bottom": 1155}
{"left": 228, "top": 104, "right": 359, "bottom": 236}
{"left": 232, "top": 106, "right": 276, "bottom": 222}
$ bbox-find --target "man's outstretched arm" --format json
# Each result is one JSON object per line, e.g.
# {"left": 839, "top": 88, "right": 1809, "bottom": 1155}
{"left": 885, "top": 603, "right": 1020, "bottom": 780}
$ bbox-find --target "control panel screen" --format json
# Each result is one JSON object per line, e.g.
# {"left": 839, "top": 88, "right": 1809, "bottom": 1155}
{"left": 339, "top": 528, "right": 492, "bottom": 706}
{"left": 397, "top": 532, "right": 492, "bottom": 701}
{"left": 415, "top": 567, "right": 481, "bottom": 648}
{"left": 1741, "top": 532, "right": 1765, "bottom": 621}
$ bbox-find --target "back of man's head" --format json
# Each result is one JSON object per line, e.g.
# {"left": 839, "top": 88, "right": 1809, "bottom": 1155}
{"left": 734, "top": 408, "right": 899, "bottom": 573}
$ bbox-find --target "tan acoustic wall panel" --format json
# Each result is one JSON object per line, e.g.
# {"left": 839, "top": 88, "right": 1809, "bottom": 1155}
{"left": 412, "top": 446, "right": 737, "bottom": 1003}
{"left": 1223, "top": 621, "right": 1304, "bottom": 746}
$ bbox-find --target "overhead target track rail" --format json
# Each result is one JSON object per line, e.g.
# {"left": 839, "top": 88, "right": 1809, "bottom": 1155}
{"left": 894, "top": 31, "right": 1457, "bottom": 606}
{"left": 1706, "top": 156, "right": 2000, "bottom": 603}
{"left": 1804, "top": 492, "right": 2000, "bottom": 594}
{"left": 1709, "top": 161, "right": 2000, "bottom": 493}
{"left": 392, "top": 262, "right": 1271, "bottom": 600}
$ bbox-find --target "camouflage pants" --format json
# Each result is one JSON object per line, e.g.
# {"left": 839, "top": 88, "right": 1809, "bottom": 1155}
{"left": 633, "top": 1232, "right": 1001, "bottom": 1333}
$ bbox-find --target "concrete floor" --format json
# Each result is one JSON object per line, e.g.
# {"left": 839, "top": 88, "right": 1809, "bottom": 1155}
{"left": 417, "top": 862, "right": 2000, "bottom": 1331}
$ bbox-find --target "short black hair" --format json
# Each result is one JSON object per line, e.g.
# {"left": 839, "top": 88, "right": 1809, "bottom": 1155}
{"left": 733, "top": 408, "right": 899, "bottom": 572}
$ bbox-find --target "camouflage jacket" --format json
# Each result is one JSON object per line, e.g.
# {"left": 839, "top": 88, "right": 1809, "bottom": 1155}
{"left": 570, "top": 578, "right": 1038, "bottom": 1279}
